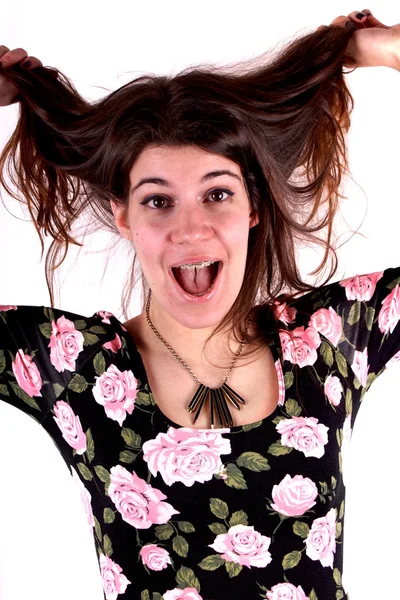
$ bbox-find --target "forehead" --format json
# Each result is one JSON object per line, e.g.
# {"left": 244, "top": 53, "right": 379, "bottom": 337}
{"left": 130, "top": 145, "right": 243, "bottom": 180}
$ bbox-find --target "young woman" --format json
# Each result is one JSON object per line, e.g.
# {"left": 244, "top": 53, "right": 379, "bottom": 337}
{"left": 1, "top": 9, "right": 399, "bottom": 600}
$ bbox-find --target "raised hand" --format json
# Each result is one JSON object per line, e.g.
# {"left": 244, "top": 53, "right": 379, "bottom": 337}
{"left": 0, "top": 45, "right": 43, "bottom": 106}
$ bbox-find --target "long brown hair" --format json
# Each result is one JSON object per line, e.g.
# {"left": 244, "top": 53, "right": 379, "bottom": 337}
{"left": 0, "top": 24, "right": 355, "bottom": 362}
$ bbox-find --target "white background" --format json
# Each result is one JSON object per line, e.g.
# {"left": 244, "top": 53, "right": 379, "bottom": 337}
{"left": 1, "top": 1, "right": 400, "bottom": 599}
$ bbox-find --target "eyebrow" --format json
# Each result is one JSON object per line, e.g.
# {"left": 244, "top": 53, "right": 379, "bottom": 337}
{"left": 130, "top": 169, "right": 242, "bottom": 195}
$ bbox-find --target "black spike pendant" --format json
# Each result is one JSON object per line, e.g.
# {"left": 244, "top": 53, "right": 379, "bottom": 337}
{"left": 187, "top": 382, "right": 247, "bottom": 428}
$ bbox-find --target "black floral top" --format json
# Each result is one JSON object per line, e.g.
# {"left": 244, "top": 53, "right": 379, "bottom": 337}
{"left": 1, "top": 266, "right": 400, "bottom": 600}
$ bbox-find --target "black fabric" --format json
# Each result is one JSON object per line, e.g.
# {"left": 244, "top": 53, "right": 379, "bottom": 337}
{"left": 1, "top": 266, "right": 400, "bottom": 600}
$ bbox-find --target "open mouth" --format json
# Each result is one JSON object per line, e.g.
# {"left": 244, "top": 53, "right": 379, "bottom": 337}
{"left": 171, "top": 261, "right": 221, "bottom": 297}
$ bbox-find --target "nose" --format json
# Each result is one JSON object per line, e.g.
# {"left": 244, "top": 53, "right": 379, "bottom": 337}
{"left": 169, "top": 205, "right": 214, "bottom": 245}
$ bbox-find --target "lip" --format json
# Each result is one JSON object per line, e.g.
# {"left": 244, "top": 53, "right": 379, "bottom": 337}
{"left": 169, "top": 257, "right": 223, "bottom": 268}
{"left": 169, "top": 261, "right": 223, "bottom": 304}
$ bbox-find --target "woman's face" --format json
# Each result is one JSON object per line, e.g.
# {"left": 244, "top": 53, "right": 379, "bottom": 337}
{"left": 112, "top": 144, "right": 259, "bottom": 331}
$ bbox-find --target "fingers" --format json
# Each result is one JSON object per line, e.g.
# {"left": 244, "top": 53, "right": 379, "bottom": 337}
{"left": 0, "top": 46, "right": 43, "bottom": 69}
{"left": 360, "top": 9, "right": 390, "bottom": 29}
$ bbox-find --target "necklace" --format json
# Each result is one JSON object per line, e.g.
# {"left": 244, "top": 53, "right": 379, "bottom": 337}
{"left": 145, "top": 289, "right": 250, "bottom": 429}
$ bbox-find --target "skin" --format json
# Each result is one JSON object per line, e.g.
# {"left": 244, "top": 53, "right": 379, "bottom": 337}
{"left": 111, "top": 144, "right": 259, "bottom": 368}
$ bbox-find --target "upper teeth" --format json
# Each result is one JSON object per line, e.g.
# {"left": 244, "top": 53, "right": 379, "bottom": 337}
{"left": 179, "top": 260, "right": 216, "bottom": 270}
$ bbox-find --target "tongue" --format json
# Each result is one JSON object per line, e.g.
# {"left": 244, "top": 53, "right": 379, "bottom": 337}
{"left": 175, "top": 265, "right": 214, "bottom": 295}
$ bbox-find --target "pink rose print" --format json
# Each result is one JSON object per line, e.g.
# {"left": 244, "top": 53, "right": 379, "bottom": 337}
{"left": 142, "top": 427, "right": 231, "bottom": 487}
{"left": 48, "top": 315, "right": 84, "bottom": 373}
{"left": 140, "top": 544, "right": 171, "bottom": 571}
{"left": 279, "top": 326, "right": 321, "bottom": 368}
{"left": 324, "top": 375, "right": 343, "bottom": 407}
{"left": 108, "top": 465, "right": 179, "bottom": 529}
{"left": 99, "top": 553, "right": 131, "bottom": 600}
{"left": 103, "top": 334, "right": 122, "bottom": 353}
{"left": 0, "top": 305, "right": 17, "bottom": 311}
{"left": 266, "top": 583, "right": 310, "bottom": 600}
{"left": 276, "top": 416, "right": 329, "bottom": 458}
{"left": 378, "top": 285, "right": 400, "bottom": 334}
{"left": 53, "top": 400, "right": 87, "bottom": 454}
{"left": 209, "top": 524, "right": 272, "bottom": 568}
{"left": 339, "top": 271, "right": 383, "bottom": 301}
{"left": 271, "top": 474, "right": 318, "bottom": 517}
{"left": 12, "top": 349, "right": 43, "bottom": 398}
{"left": 275, "top": 360, "right": 285, "bottom": 406}
{"left": 308, "top": 307, "right": 342, "bottom": 347}
{"left": 305, "top": 507, "right": 337, "bottom": 568}
{"left": 386, "top": 350, "right": 400, "bottom": 367}
{"left": 272, "top": 301, "right": 297, "bottom": 325}
{"left": 351, "top": 347, "right": 369, "bottom": 387}
{"left": 163, "top": 589, "right": 203, "bottom": 600}
{"left": 97, "top": 310, "right": 115, "bottom": 324}
{"left": 71, "top": 467, "right": 94, "bottom": 528}
{"left": 92, "top": 364, "right": 137, "bottom": 426}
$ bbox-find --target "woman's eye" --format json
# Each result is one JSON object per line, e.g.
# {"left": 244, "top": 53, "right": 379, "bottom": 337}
{"left": 140, "top": 188, "right": 234, "bottom": 210}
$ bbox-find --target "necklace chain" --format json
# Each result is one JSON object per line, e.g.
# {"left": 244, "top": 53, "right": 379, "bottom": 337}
{"left": 145, "top": 290, "right": 249, "bottom": 386}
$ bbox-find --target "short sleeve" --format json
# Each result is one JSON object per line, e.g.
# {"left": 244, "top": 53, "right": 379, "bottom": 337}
{"left": 296, "top": 266, "right": 400, "bottom": 390}
{"left": 0, "top": 305, "right": 118, "bottom": 425}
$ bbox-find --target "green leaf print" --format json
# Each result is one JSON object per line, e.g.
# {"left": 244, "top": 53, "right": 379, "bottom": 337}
{"left": 0, "top": 349, "right": 6, "bottom": 374}
{"left": 86, "top": 428, "right": 95, "bottom": 463}
{"left": 175, "top": 566, "right": 201, "bottom": 592}
{"left": 103, "top": 508, "right": 115, "bottom": 524}
{"left": 347, "top": 301, "right": 361, "bottom": 326}
{"left": 9, "top": 381, "right": 40, "bottom": 411}
{"left": 43, "top": 307, "right": 55, "bottom": 323}
{"left": 365, "top": 306, "right": 375, "bottom": 331}
{"left": 74, "top": 319, "right": 87, "bottom": 330}
{"left": 229, "top": 510, "right": 249, "bottom": 527}
{"left": 68, "top": 374, "right": 88, "bottom": 393}
{"left": 309, "top": 590, "right": 318, "bottom": 600}
{"left": 272, "top": 415, "right": 285, "bottom": 425}
{"left": 53, "top": 383, "right": 64, "bottom": 398}
{"left": 83, "top": 332, "right": 99, "bottom": 346}
{"left": 152, "top": 593, "right": 163, "bottom": 600}
{"left": 268, "top": 440, "right": 293, "bottom": 456}
{"left": 38, "top": 322, "right": 52, "bottom": 338}
{"left": 209, "top": 498, "right": 229, "bottom": 519}
{"left": 93, "top": 352, "right": 106, "bottom": 377}
{"left": 121, "top": 428, "right": 142, "bottom": 449}
{"left": 141, "top": 592, "right": 151, "bottom": 600}
{"left": 177, "top": 521, "right": 196, "bottom": 533}
{"left": 77, "top": 462, "right": 93, "bottom": 481}
{"left": 0, "top": 383, "right": 9, "bottom": 396}
{"left": 284, "top": 371, "right": 294, "bottom": 389}
{"left": 282, "top": 550, "right": 302, "bottom": 570}
{"left": 336, "top": 522, "right": 342, "bottom": 539}
{"left": 241, "top": 420, "right": 262, "bottom": 432}
{"left": 292, "top": 521, "right": 310, "bottom": 538}
{"left": 336, "top": 591, "right": 344, "bottom": 600}
{"left": 285, "top": 398, "right": 302, "bottom": 417}
{"left": 224, "top": 463, "right": 247, "bottom": 490}
{"left": 94, "top": 516, "right": 102, "bottom": 542}
{"left": 333, "top": 567, "right": 342, "bottom": 586}
{"left": 94, "top": 465, "right": 111, "bottom": 489}
{"left": 366, "top": 372, "right": 377, "bottom": 390}
{"left": 90, "top": 325, "right": 108, "bottom": 335}
{"left": 335, "top": 351, "right": 348, "bottom": 378}
{"left": 135, "top": 391, "right": 153, "bottom": 406}
{"left": 320, "top": 341, "right": 334, "bottom": 367}
{"left": 208, "top": 523, "right": 227, "bottom": 534}
{"left": 119, "top": 450, "right": 137, "bottom": 463}
{"left": 236, "top": 452, "right": 270, "bottom": 472}
{"left": 198, "top": 554, "right": 225, "bottom": 571}
{"left": 345, "top": 389, "right": 352, "bottom": 415}
{"left": 339, "top": 501, "right": 345, "bottom": 519}
{"left": 225, "top": 561, "right": 242, "bottom": 578}
{"left": 154, "top": 523, "right": 174, "bottom": 540}
{"left": 104, "top": 534, "right": 113, "bottom": 557}
{"left": 173, "top": 535, "right": 189, "bottom": 558}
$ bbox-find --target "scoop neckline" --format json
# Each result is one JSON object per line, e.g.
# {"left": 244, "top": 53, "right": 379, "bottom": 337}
{"left": 113, "top": 313, "right": 285, "bottom": 434}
